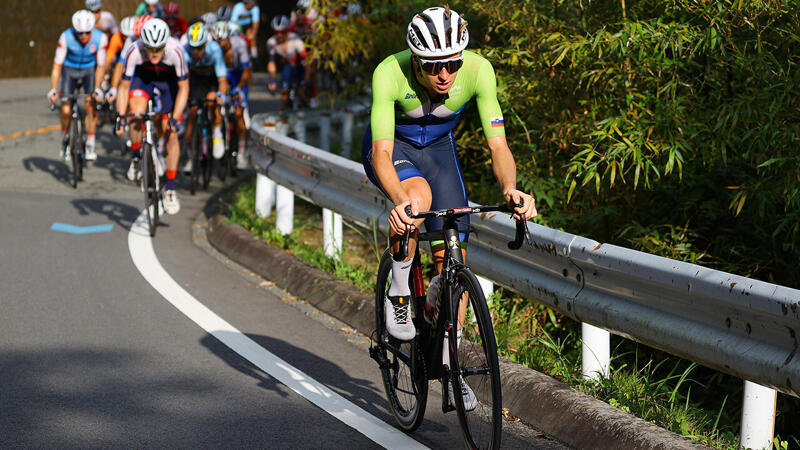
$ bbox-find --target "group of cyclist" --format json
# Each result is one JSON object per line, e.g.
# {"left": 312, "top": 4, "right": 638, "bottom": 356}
{"left": 47, "top": 0, "right": 317, "bottom": 215}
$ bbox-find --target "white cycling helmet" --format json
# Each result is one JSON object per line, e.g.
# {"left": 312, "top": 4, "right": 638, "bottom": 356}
{"left": 120, "top": 16, "right": 136, "bottom": 37}
{"left": 72, "top": 9, "right": 96, "bottom": 33}
{"left": 296, "top": 0, "right": 312, "bottom": 10}
{"left": 346, "top": 2, "right": 362, "bottom": 16}
{"left": 212, "top": 21, "right": 234, "bottom": 41}
{"left": 140, "top": 18, "right": 170, "bottom": 48}
{"left": 271, "top": 15, "right": 290, "bottom": 31}
{"left": 406, "top": 6, "right": 469, "bottom": 58}
{"left": 187, "top": 22, "right": 208, "bottom": 47}
{"left": 201, "top": 12, "right": 218, "bottom": 25}
{"left": 145, "top": 0, "right": 159, "bottom": 5}
{"left": 85, "top": 0, "right": 103, "bottom": 11}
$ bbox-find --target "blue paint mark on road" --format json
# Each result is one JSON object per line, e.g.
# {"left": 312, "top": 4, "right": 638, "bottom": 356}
{"left": 51, "top": 222, "right": 114, "bottom": 235}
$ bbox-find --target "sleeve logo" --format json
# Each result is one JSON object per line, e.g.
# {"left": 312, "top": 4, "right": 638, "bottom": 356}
{"left": 490, "top": 116, "right": 504, "bottom": 128}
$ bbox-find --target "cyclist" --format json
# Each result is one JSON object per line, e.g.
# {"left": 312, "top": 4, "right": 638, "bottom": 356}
{"left": 230, "top": 0, "right": 260, "bottom": 58}
{"left": 266, "top": 15, "right": 309, "bottom": 111}
{"left": 86, "top": 0, "right": 118, "bottom": 39}
{"left": 163, "top": 2, "right": 188, "bottom": 38}
{"left": 289, "top": 0, "right": 318, "bottom": 36}
{"left": 362, "top": 6, "right": 536, "bottom": 354}
{"left": 182, "top": 21, "right": 229, "bottom": 174}
{"left": 216, "top": 5, "right": 232, "bottom": 22}
{"left": 135, "top": 0, "right": 164, "bottom": 18}
{"left": 48, "top": 10, "right": 108, "bottom": 162}
{"left": 214, "top": 20, "right": 252, "bottom": 169}
{"left": 106, "top": 15, "right": 150, "bottom": 105}
{"left": 116, "top": 18, "right": 188, "bottom": 215}
{"left": 105, "top": 17, "right": 134, "bottom": 81}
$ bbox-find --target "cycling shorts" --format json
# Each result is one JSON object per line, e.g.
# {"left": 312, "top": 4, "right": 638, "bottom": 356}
{"left": 361, "top": 126, "right": 470, "bottom": 245}
{"left": 59, "top": 66, "right": 95, "bottom": 102}
{"left": 226, "top": 69, "right": 249, "bottom": 107}
{"left": 280, "top": 63, "right": 305, "bottom": 92}
{"left": 188, "top": 71, "right": 219, "bottom": 104}
{"left": 129, "top": 73, "right": 177, "bottom": 114}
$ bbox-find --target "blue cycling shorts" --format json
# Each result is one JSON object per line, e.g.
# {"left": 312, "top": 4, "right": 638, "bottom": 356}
{"left": 226, "top": 68, "right": 249, "bottom": 107}
{"left": 361, "top": 126, "right": 470, "bottom": 245}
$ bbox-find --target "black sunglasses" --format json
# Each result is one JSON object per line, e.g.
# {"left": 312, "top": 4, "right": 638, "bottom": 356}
{"left": 76, "top": 31, "right": 92, "bottom": 36}
{"left": 416, "top": 56, "right": 463, "bottom": 75}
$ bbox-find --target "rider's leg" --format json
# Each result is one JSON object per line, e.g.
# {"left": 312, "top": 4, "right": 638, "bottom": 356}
{"left": 234, "top": 105, "right": 248, "bottom": 166}
{"left": 388, "top": 177, "right": 431, "bottom": 297}
{"left": 208, "top": 90, "right": 224, "bottom": 158}
{"left": 162, "top": 114, "right": 181, "bottom": 214}
{"left": 60, "top": 101, "right": 72, "bottom": 146}
{"left": 84, "top": 95, "right": 98, "bottom": 158}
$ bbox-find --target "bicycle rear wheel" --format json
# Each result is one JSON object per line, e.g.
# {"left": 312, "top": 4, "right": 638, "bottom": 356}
{"left": 202, "top": 128, "right": 212, "bottom": 190}
{"left": 448, "top": 267, "right": 502, "bottom": 449}
{"left": 190, "top": 122, "right": 201, "bottom": 195}
{"left": 218, "top": 115, "right": 229, "bottom": 182}
{"left": 373, "top": 249, "right": 428, "bottom": 431}
{"left": 69, "top": 113, "right": 81, "bottom": 188}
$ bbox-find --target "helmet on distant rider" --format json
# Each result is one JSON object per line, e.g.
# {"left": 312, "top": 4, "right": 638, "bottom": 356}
{"left": 217, "top": 6, "right": 232, "bottom": 21}
{"left": 296, "top": 0, "right": 312, "bottom": 11}
{"left": 85, "top": 0, "right": 103, "bottom": 11}
{"left": 201, "top": 12, "right": 218, "bottom": 25}
{"left": 271, "top": 15, "right": 290, "bottom": 31}
{"left": 164, "top": 2, "right": 179, "bottom": 17}
{"left": 187, "top": 22, "right": 208, "bottom": 47}
{"left": 140, "top": 18, "right": 170, "bottom": 48}
{"left": 406, "top": 6, "right": 469, "bottom": 58}
{"left": 72, "top": 10, "right": 96, "bottom": 33}
{"left": 145, "top": 0, "right": 159, "bottom": 5}
{"left": 133, "top": 14, "right": 153, "bottom": 37}
{"left": 212, "top": 21, "right": 234, "bottom": 41}
{"left": 120, "top": 16, "right": 136, "bottom": 37}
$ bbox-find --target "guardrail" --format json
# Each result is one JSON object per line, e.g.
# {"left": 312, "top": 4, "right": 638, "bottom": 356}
{"left": 248, "top": 110, "right": 800, "bottom": 449}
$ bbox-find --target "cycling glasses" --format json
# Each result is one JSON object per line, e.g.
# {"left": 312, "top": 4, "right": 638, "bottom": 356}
{"left": 144, "top": 45, "right": 166, "bottom": 54}
{"left": 416, "top": 56, "right": 464, "bottom": 75}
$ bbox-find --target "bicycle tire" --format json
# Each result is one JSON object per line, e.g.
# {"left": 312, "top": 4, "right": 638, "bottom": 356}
{"left": 141, "top": 142, "right": 157, "bottom": 237}
{"left": 190, "top": 119, "right": 201, "bottom": 195}
{"left": 448, "top": 267, "right": 502, "bottom": 450}
{"left": 218, "top": 115, "right": 228, "bottom": 182}
{"left": 228, "top": 117, "right": 238, "bottom": 178}
{"left": 148, "top": 146, "right": 160, "bottom": 234}
{"left": 69, "top": 111, "right": 80, "bottom": 188}
{"left": 202, "top": 123, "right": 212, "bottom": 190}
{"left": 374, "top": 249, "right": 428, "bottom": 431}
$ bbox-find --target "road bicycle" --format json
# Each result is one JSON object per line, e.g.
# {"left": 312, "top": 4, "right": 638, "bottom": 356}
{"left": 50, "top": 81, "right": 92, "bottom": 188}
{"left": 188, "top": 98, "right": 219, "bottom": 195}
{"left": 218, "top": 94, "right": 245, "bottom": 181}
{"left": 369, "top": 203, "right": 530, "bottom": 449}
{"left": 116, "top": 98, "right": 163, "bottom": 237}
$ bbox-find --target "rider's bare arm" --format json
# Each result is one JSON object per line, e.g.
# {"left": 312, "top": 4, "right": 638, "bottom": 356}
{"left": 50, "top": 63, "right": 62, "bottom": 93}
{"left": 172, "top": 79, "right": 189, "bottom": 123}
{"left": 116, "top": 79, "right": 130, "bottom": 115}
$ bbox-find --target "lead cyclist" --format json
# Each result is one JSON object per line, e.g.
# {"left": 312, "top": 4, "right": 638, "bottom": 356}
{"left": 362, "top": 5, "right": 538, "bottom": 406}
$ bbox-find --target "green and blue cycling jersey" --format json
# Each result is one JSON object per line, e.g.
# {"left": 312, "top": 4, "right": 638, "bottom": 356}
{"left": 362, "top": 49, "right": 506, "bottom": 245}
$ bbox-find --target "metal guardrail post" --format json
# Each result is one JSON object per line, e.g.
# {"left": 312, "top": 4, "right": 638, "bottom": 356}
{"left": 476, "top": 275, "right": 494, "bottom": 307}
{"left": 319, "top": 111, "right": 342, "bottom": 260}
{"left": 255, "top": 122, "right": 277, "bottom": 218}
{"left": 740, "top": 381, "right": 776, "bottom": 449}
{"left": 341, "top": 109, "right": 354, "bottom": 159}
{"left": 582, "top": 323, "right": 610, "bottom": 380}
{"left": 275, "top": 120, "right": 294, "bottom": 235}
{"left": 292, "top": 112, "right": 306, "bottom": 143}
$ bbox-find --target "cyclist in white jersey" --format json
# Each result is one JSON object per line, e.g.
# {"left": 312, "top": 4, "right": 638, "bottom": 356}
{"left": 48, "top": 10, "right": 108, "bottom": 161}
{"left": 214, "top": 21, "right": 252, "bottom": 169}
{"left": 267, "top": 15, "right": 309, "bottom": 110}
{"left": 86, "top": 0, "right": 118, "bottom": 39}
{"left": 116, "top": 19, "right": 188, "bottom": 215}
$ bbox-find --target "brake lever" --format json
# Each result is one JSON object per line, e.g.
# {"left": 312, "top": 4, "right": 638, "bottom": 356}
{"left": 507, "top": 200, "right": 532, "bottom": 250}
{"left": 393, "top": 205, "right": 414, "bottom": 262}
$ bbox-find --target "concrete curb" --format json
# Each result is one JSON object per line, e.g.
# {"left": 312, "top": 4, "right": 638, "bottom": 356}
{"left": 207, "top": 214, "right": 706, "bottom": 450}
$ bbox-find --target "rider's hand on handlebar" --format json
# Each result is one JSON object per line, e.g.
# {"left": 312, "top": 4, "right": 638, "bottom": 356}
{"left": 105, "top": 87, "right": 117, "bottom": 103}
{"left": 114, "top": 116, "right": 126, "bottom": 136}
{"left": 216, "top": 91, "right": 226, "bottom": 105}
{"left": 47, "top": 89, "right": 58, "bottom": 104}
{"left": 389, "top": 199, "right": 419, "bottom": 236}
{"left": 92, "top": 88, "right": 104, "bottom": 102}
{"left": 503, "top": 189, "right": 538, "bottom": 221}
{"left": 169, "top": 117, "right": 184, "bottom": 135}
{"left": 267, "top": 79, "right": 277, "bottom": 93}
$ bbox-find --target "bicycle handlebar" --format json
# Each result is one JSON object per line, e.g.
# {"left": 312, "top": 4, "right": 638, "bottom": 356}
{"left": 393, "top": 202, "right": 532, "bottom": 261}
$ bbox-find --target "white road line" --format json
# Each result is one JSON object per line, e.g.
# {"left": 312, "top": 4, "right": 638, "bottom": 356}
{"left": 128, "top": 210, "right": 427, "bottom": 450}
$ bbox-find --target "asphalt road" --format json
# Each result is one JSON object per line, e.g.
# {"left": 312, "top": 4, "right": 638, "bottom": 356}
{"left": 0, "top": 76, "right": 569, "bottom": 449}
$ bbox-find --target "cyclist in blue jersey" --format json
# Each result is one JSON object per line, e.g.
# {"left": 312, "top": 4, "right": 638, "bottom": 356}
{"left": 230, "top": 0, "right": 260, "bottom": 58}
{"left": 48, "top": 10, "right": 109, "bottom": 162}
{"left": 183, "top": 22, "right": 229, "bottom": 173}
{"left": 362, "top": 6, "right": 537, "bottom": 342}
{"left": 213, "top": 21, "right": 252, "bottom": 169}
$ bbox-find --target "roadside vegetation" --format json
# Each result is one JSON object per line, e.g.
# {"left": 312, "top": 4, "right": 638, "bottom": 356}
{"left": 240, "top": 0, "right": 800, "bottom": 446}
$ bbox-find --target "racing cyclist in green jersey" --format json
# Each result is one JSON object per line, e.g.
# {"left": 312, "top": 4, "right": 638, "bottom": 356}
{"left": 362, "top": 6, "right": 538, "bottom": 345}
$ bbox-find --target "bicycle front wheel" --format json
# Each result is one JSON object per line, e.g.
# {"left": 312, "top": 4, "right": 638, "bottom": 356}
{"left": 141, "top": 142, "right": 157, "bottom": 237}
{"left": 69, "top": 114, "right": 81, "bottom": 188}
{"left": 374, "top": 249, "right": 428, "bottom": 431}
{"left": 190, "top": 122, "right": 201, "bottom": 195}
{"left": 449, "top": 267, "right": 502, "bottom": 449}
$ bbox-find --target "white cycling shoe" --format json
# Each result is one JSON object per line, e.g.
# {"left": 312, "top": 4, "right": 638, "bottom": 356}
{"left": 212, "top": 138, "right": 225, "bottom": 159}
{"left": 385, "top": 295, "right": 416, "bottom": 341}
{"left": 448, "top": 376, "right": 478, "bottom": 411}
{"left": 163, "top": 189, "right": 180, "bottom": 215}
{"left": 127, "top": 157, "right": 141, "bottom": 181}
{"left": 183, "top": 160, "right": 193, "bottom": 175}
{"left": 236, "top": 150, "right": 249, "bottom": 169}
{"left": 85, "top": 145, "right": 97, "bottom": 161}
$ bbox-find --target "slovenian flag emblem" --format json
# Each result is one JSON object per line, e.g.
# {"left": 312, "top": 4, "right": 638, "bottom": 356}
{"left": 490, "top": 116, "right": 504, "bottom": 128}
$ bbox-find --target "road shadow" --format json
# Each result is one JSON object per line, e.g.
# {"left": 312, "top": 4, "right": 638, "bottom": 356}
{"left": 200, "top": 331, "right": 392, "bottom": 417}
{"left": 70, "top": 197, "right": 141, "bottom": 231}
{"left": 0, "top": 346, "right": 373, "bottom": 448}
{"left": 21, "top": 156, "right": 72, "bottom": 186}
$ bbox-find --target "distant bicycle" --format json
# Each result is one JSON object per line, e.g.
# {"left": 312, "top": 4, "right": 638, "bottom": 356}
{"left": 370, "top": 202, "right": 530, "bottom": 449}
{"left": 187, "top": 98, "right": 218, "bottom": 195}
{"left": 116, "top": 97, "right": 163, "bottom": 237}
{"left": 50, "top": 80, "right": 94, "bottom": 188}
